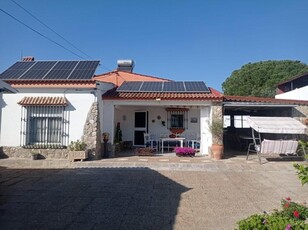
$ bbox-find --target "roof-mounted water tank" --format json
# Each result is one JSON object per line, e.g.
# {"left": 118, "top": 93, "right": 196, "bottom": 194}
{"left": 117, "top": 59, "right": 134, "bottom": 72}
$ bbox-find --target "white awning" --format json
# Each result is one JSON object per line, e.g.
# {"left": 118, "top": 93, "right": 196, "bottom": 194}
{"left": 246, "top": 116, "right": 307, "bottom": 134}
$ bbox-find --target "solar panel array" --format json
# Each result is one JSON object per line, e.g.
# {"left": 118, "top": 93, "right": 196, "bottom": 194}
{"left": 0, "top": 60, "right": 100, "bottom": 80}
{"left": 117, "top": 81, "right": 210, "bottom": 93}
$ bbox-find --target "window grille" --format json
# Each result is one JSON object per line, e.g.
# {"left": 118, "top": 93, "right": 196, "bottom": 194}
{"left": 166, "top": 108, "right": 188, "bottom": 129}
{"left": 20, "top": 105, "right": 69, "bottom": 148}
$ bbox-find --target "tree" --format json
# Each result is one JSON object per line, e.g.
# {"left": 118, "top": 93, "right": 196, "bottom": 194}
{"left": 222, "top": 60, "right": 308, "bottom": 97}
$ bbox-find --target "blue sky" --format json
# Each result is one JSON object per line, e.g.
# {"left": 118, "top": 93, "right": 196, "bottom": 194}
{"left": 1, "top": 0, "right": 308, "bottom": 91}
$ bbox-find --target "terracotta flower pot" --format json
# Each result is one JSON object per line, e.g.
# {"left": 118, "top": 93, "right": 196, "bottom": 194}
{"left": 211, "top": 144, "right": 224, "bottom": 160}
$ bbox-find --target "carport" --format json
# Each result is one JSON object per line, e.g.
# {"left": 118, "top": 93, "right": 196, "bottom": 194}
{"left": 222, "top": 95, "right": 308, "bottom": 153}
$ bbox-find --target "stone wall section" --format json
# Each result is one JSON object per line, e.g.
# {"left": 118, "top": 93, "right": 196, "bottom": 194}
{"left": 0, "top": 147, "right": 69, "bottom": 159}
{"left": 82, "top": 102, "right": 102, "bottom": 160}
{"left": 292, "top": 105, "right": 308, "bottom": 135}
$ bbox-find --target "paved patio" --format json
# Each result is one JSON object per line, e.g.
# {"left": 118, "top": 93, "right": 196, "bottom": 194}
{"left": 0, "top": 153, "right": 307, "bottom": 229}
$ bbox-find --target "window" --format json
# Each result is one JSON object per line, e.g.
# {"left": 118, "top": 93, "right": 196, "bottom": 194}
{"left": 20, "top": 105, "right": 69, "bottom": 148}
{"left": 166, "top": 108, "right": 188, "bottom": 129}
{"left": 30, "top": 117, "right": 62, "bottom": 144}
{"left": 223, "top": 115, "right": 231, "bottom": 128}
{"left": 234, "top": 115, "right": 250, "bottom": 128}
{"left": 171, "top": 114, "right": 184, "bottom": 128}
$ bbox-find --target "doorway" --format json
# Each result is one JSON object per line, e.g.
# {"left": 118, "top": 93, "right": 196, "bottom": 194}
{"left": 134, "top": 111, "right": 148, "bottom": 146}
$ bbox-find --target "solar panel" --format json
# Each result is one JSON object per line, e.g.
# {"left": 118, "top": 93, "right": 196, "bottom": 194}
{"left": 68, "top": 61, "right": 100, "bottom": 80}
{"left": 0, "top": 62, "right": 35, "bottom": 79}
{"left": 0, "top": 60, "right": 99, "bottom": 80}
{"left": 117, "top": 81, "right": 143, "bottom": 91}
{"left": 19, "top": 61, "right": 57, "bottom": 79}
{"left": 163, "top": 82, "right": 185, "bottom": 92}
{"left": 43, "top": 61, "right": 79, "bottom": 80}
{"left": 140, "top": 82, "right": 163, "bottom": 92}
{"left": 116, "top": 81, "right": 210, "bottom": 93}
{"left": 184, "top": 81, "right": 210, "bottom": 92}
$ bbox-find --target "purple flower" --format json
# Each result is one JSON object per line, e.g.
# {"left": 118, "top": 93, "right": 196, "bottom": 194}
{"left": 285, "top": 224, "right": 292, "bottom": 230}
{"left": 175, "top": 147, "right": 196, "bottom": 156}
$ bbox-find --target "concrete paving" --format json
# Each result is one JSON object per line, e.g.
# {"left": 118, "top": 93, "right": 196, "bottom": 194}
{"left": 0, "top": 155, "right": 307, "bottom": 229}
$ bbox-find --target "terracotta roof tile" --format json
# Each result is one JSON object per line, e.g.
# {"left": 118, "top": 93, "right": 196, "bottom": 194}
{"left": 224, "top": 95, "right": 308, "bottom": 105}
{"left": 93, "top": 70, "right": 170, "bottom": 86}
{"left": 18, "top": 96, "right": 67, "bottom": 106}
{"left": 6, "top": 80, "right": 96, "bottom": 88}
{"left": 102, "top": 87, "right": 223, "bottom": 101}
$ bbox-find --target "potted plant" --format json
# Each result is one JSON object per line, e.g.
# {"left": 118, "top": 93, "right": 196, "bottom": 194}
{"left": 68, "top": 139, "right": 88, "bottom": 162}
{"left": 209, "top": 118, "right": 224, "bottom": 160}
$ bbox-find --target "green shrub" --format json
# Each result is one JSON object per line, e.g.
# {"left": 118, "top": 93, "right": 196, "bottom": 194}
{"left": 294, "top": 163, "right": 308, "bottom": 186}
{"left": 236, "top": 198, "right": 308, "bottom": 230}
{"left": 237, "top": 213, "right": 307, "bottom": 230}
{"left": 68, "top": 140, "right": 86, "bottom": 151}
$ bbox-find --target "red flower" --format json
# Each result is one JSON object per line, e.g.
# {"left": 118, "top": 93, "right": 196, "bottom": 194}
{"left": 284, "top": 203, "right": 290, "bottom": 208}
{"left": 293, "top": 210, "right": 300, "bottom": 218}
{"left": 285, "top": 197, "right": 291, "bottom": 201}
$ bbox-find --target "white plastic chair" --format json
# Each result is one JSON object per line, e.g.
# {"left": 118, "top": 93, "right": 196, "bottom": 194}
{"left": 186, "top": 133, "right": 200, "bottom": 150}
{"left": 143, "top": 133, "right": 158, "bottom": 150}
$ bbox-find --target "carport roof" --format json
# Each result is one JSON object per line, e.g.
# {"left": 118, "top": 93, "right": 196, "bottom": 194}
{"left": 224, "top": 95, "right": 308, "bottom": 106}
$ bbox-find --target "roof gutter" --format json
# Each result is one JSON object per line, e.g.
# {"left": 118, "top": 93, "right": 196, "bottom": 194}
{"left": 223, "top": 102, "right": 297, "bottom": 107}
{"left": 0, "top": 80, "right": 18, "bottom": 93}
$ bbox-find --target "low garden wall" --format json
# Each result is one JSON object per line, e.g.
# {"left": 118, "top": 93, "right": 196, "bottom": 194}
{"left": 0, "top": 147, "right": 69, "bottom": 159}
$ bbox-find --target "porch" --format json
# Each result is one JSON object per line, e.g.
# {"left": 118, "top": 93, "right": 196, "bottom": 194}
{"left": 101, "top": 101, "right": 214, "bottom": 156}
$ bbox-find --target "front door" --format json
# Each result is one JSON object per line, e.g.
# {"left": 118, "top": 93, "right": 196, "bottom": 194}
{"left": 134, "top": 111, "right": 148, "bottom": 146}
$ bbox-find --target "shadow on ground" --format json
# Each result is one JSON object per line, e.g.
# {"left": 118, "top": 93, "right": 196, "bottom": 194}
{"left": 0, "top": 166, "right": 189, "bottom": 229}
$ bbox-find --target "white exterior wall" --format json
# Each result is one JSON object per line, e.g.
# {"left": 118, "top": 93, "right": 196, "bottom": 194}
{"left": 200, "top": 106, "right": 211, "bottom": 155}
{"left": 275, "top": 86, "right": 308, "bottom": 101}
{"left": 0, "top": 88, "right": 96, "bottom": 146}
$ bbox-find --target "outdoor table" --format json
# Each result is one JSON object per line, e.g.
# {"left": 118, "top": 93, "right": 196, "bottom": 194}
{"left": 160, "top": 137, "right": 185, "bottom": 153}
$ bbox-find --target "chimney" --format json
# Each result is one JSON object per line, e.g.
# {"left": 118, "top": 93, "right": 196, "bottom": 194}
{"left": 22, "top": 56, "right": 35, "bottom": 62}
{"left": 117, "top": 59, "right": 134, "bottom": 72}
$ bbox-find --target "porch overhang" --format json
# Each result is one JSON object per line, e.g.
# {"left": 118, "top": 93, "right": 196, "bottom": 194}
{"left": 0, "top": 80, "right": 17, "bottom": 93}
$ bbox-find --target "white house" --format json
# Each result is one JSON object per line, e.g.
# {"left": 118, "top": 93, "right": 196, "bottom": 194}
{"left": 275, "top": 73, "right": 308, "bottom": 101}
{"left": 1, "top": 58, "right": 307, "bottom": 159}
{"left": 94, "top": 61, "right": 224, "bottom": 156}
{"left": 0, "top": 58, "right": 113, "bottom": 159}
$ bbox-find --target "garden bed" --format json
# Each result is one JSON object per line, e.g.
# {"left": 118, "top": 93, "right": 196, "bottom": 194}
{"left": 175, "top": 147, "right": 196, "bottom": 157}
{"left": 135, "top": 147, "right": 156, "bottom": 156}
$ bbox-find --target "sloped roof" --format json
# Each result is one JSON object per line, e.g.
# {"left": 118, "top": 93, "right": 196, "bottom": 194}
{"left": 0, "top": 79, "right": 17, "bottom": 93}
{"left": 6, "top": 80, "right": 96, "bottom": 89}
{"left": 93, "top": 70, "right": 170, "bottom": 86}
{"left": 224, "top": 95, "right": 308, "bottom": 105}
{"left": 102, "top": 87, "right": 223, "bottom": 101}
{"left": 18, "top": 96, "right": 67, "bottom": 106}
{"left": 277, "top": 72, "right": 308, "bottom": 86}
{"left": 0, "top": 60, "right": 99, "bottom": 80}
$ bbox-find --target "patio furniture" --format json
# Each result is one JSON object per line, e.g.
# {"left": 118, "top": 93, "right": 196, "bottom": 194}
{"left": 246, "top": 117, "right": 307, "bottom": 164}
{"left": 239, "top": 135, "right": 254, "bottom": 151}
{"left": 144, "top": 133, "right": 158, "bottom": 150}
{"left": 160, "top": 137, "right": 185, "bottom": 153}
{"left": 185, "top": 133, "right": 200, "bottom": 150}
